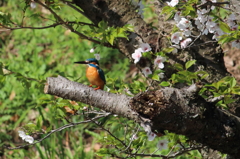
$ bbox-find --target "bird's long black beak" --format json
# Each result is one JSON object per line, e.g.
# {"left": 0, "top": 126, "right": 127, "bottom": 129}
{"left": 74, "top": 61, "right": 89, "bottom": 64}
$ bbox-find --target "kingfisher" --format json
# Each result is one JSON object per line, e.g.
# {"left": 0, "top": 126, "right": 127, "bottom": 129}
{"left": 74, "top": 58, "right": 106, "bottom": 90}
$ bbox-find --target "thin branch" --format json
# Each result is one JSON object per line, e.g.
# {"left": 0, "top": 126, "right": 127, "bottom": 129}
{"left": 61, "top": 0, "right": 86, "bottom": 17}
{"left": 0, "top": 21, "right": 96, "bottom": 31}
{"left": 90, "top": 118, "right": 129, "bottom": 149}
{"left": 35, "top": 0, "right": 116, "bottom": 48}
{"left": 6, "top": 114, "right": 110, "bottom": 150}
{"left": 125, "top": 146, "right": 203, "bottom": 158}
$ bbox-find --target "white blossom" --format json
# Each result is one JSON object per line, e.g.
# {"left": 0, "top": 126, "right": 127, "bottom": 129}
{"left": 147, "top": 131, "right": 156, "bottom": 141}
{"left": 94, "top": 54, "right": 100, "bottom": 60}
{"left": 171, "top": 32, "right": 182, "bottom": 44}
{"left": 154, "top": 56, "right": 166, "bottom": 69}
{"left": 90, "top": 48, "right": 95, "bottom": 53}
{"left": 158, "top": 72, "right": 165, "bottom": 79}
{"left": 142, "top": 67, "right": 152, "bottom": 77}
{"left": 18, "top": 130, "right": 34, "bottom": 144}
{"left": 139, "top": 43, "right": 152, "bottom": 52}
{"left": 174, "top": 11, "right": 182, "bottom": 23}
{"left": 177, "top": 18, "right": 192, "bottom": 30}
{"left": 156, "top": 139, "right": 169, "bottom": 151}
{"left": 30, "top": 1, "right": 37, "bottom": 9}
{"left": 167, "top": 0, "right": 179, "bottom": 7}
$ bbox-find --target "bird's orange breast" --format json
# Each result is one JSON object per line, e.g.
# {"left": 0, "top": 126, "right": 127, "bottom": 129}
{"left": 86, "top": 66, "right": 105, "bottom": 89}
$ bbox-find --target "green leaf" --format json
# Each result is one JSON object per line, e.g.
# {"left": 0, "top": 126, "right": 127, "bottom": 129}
{"left": 219, "top": 21, "right": 231, "bottom": 33}
{"left": 0, "top": 75, "right": 6, "bottom": 83}
{"left": 160, "top": 81, "right": 170, "bottom": 86}
{"left": 224, "top": 96, "right": 236, "bottom": 104}
{"left": 216, "top": 100, "right": 228, "bottom": 109}
{"left": 151, "top": 74, "right": 160, "bottom": 81}
{"left": 161, "top": 6, "right": 175, "bottom": 15}
{"left": 173, "top": 63, "right": 184, "bottom": 71}
{"left": 185, "top": 60, "right": 196, "bottom": 70}
{"left": 96, "top": 148, "right": 109, "bottom": 156}
{"left": 162, "top": 47, "right": 175, "bottom": 53}
{"left": 229, "top": 77, "right": 236, "bottom": 88}
{"left": 231, "top": 86, "right": 240, "bottom": 95}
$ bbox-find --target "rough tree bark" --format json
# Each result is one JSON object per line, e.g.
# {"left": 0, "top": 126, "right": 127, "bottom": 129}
{"left": 44, "top": 0, "right": 240, "bottom": 157}
{"left": 45, "top": 76, "right": 240, "bottom": 157}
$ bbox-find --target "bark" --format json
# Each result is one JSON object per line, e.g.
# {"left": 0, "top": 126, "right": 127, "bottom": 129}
{"left": 73, "top": 0, "right": 230, "bottom": 83}
{"left": 45, "top": 76, "right": 240, "bottom": 157}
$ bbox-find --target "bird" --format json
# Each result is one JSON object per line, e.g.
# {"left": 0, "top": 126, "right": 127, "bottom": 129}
{"left": 74, "top": 58, "right": 106, "bottom": 90}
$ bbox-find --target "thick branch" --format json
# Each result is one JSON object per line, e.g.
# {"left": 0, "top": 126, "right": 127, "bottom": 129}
{"left": 44, "top": 76, "right": 139, "bottom": 122}
{"left": 45, "top": 76, "right": 240, "bottom": 157}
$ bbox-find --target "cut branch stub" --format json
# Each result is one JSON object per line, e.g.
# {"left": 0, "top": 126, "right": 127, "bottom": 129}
{"left": 130, "top": 90, "right": 168, "bottom": 119}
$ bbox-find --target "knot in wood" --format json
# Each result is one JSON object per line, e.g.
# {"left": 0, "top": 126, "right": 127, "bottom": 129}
{"left": 130, "top": 90, "right": 167, "bottom": 119}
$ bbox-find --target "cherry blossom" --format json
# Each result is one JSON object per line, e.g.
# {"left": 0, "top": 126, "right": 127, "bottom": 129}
{"left": 167, "top": 0, "right": 179, "bottom": 7}
{"left": 18, "top": 130, "right": 34, "bottom": 144}
{"left": 171, "top": 32, "right": 182, "bottom": 44}
{"left": 177, "top": 18, "right": 192, "bottom": 31}
{"left": 171, "top": 45, "right": 179, "bottom": 54}
{"left": 174, "top": 11, "right": 182, "bottom": 23}
{"left": 30, "top": 1, "right": 37, "bottom": 9}
{"left": 90, "top": 48, "right": 95, "bottom": 53}
{"left": 158, "top": 72, "right": 165, "bottom": 79}
{"left": 154, "top": 56, "right": 166, "bottom": 69}
{"left": 147, "top": 131, "right": 156, "bottom": 141}
{"left": 132, "top": 48, "right": 142, "bottom": 63}
{"left": 94, "top": 54, "right": 100, "bottom": 60}
{"left": 130, "top": 133, "right": 138, "bottom": 141}
{"left": 139, "top": 43, "right": 152, "bottom": 52}
{"left": 156, "top": 139, "right": 169, "bottom": 151}
{"left": 180, "top": 38, "right": 192, "bottom": 49}
{"left": 142, "top": 67, "right": 152, "bottom": 77}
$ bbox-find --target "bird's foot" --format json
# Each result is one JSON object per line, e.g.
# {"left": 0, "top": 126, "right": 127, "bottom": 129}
{"left": 94, "top": 86, "right": 101, "bottom": 90}
{"left": 89, "top": 85, "right": 93, "bottom": 87}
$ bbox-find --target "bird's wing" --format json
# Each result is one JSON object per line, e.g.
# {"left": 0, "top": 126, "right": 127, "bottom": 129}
{"left": 98, "top": 68, "right": 106, "bottom": 84}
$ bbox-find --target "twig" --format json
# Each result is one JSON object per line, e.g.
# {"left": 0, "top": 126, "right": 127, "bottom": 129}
{"left": 6, "top": 114, "right": 109, "bottom": 150}
{"left": 35, "top": 0, "right": 116, "bottom": 48}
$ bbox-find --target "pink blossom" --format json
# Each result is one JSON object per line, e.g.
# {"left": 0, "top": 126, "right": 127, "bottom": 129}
{"left": 132, "top": 48, "right": 142, "bottom": 63}
{"left": 180, "top": 38, "right": 192, "bottom": 49}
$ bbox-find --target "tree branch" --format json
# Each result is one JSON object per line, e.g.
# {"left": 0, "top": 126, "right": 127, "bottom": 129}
{"left": 6, "top": 113, "right": 110, "bottom": 150}
{"left": 44, "top": 75, "right": 240, "bottom": 157}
